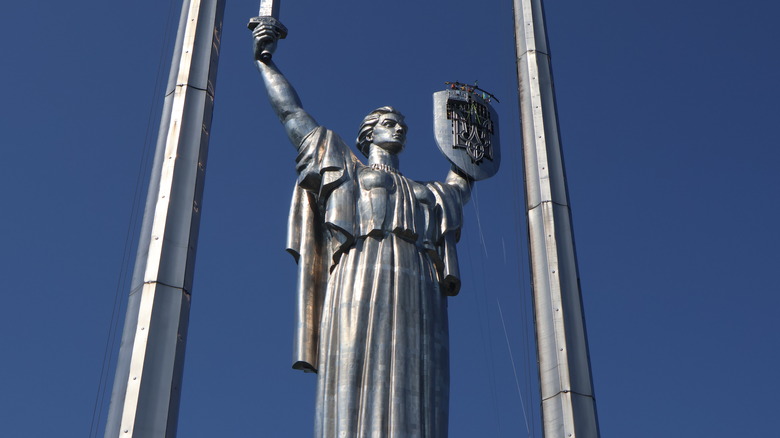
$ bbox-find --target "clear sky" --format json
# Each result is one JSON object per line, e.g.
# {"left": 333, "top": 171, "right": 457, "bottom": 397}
{"left": 2, "top": 1, "right": 779, "bottom": 437}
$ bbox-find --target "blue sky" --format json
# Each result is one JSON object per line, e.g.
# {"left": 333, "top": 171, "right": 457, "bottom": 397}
{"left": 2, "top": 1, "right": 779, "bottom": 437}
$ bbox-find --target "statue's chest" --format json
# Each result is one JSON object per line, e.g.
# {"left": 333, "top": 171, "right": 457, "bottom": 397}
{"left": 356, "top": 167, "right": 436, "bottom": 241}
{"left": 358, "top": 167, "right": 434, "bottom": 205}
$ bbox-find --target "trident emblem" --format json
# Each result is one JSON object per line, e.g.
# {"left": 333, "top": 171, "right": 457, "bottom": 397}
{"left": 433, "top": 82, "right": 501, "bottom": 181}
{"left": 448, "top": 99, "right": 495, "bottom": 164}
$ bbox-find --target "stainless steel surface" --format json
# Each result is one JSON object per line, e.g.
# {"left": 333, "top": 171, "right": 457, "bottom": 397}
{"left": 513, "top": 0, "right": 600, "bottom": 436}
{"left": 104, "top": 0, "right": 224, "bottom": 436}
{"left": 252, "top": 26, "right": 487, "bottom": 437}
{"left": 433, "top": 87, "right": 500, "bottom": 181}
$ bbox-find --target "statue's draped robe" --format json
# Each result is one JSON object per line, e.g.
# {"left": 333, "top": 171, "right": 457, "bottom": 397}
{"left": 286, "top": 127, "right": 464, "bottom": 438}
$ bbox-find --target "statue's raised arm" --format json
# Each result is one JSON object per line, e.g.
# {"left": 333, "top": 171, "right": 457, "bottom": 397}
{"left": 252, "top": 24, "right": 317, "bottom": 147}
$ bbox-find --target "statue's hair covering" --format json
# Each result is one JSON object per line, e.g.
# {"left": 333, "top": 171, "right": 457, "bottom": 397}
{"left": 356, "top": 106, "right": 406, "bottom": 157}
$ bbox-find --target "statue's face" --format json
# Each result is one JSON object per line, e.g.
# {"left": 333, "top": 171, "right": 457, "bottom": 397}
{"left": 371, "top": 113, "right": 407, "bottom": 154}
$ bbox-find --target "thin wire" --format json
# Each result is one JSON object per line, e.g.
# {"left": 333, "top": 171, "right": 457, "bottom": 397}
{"left": 511, "top": 143, "right": 537, "bottom": 438}
{"left": 507, "top": 142, "right": 537, "bottom": 438}
{"left": 462, "top": 186, "right": 503, "bottom": 434}
{"left": 472, "top": 186, "right": 502, "bottom": 435}
{"left": 502, "top": 9, "right": 538, "bottom": 430}
{"left": 88, "top": 1, "right": 178, "bottom": 436}
{"left": 498, "top": 298, "right": 532, "bottom": 437}
{"left": 470, "top": 183, "right": 489, "bottom": 258}
{"left": 500, "top": 16, "right": 539, "bottom": 431}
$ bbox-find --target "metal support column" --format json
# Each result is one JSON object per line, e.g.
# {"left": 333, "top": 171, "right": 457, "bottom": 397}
{"left": 103, "top": 0, "right": 224, "bottom": 436}
{"left": 512, "top": 0, "right": 600, "bottom": 436}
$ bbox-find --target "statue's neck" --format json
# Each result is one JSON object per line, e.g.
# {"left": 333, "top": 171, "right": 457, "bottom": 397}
{"left": 368, "top": 146, "right": 400, "bottom": 171}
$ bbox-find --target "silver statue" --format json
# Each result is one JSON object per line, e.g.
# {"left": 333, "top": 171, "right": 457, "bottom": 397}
{"left": 252, "top": 23, "right": 481, "bottom": 438}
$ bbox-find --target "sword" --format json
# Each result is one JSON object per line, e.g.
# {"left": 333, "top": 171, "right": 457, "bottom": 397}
{"left": 248, "top": 0, "right": 288, "bottom": 62}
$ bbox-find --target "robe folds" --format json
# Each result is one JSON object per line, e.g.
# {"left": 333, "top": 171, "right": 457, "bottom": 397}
{"left": 286, "top": 127, "right": 465, "bottom": 437}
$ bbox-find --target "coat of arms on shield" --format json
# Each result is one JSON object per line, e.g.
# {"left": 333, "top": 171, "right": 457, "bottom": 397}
{"left": 433, "top": 83, "right": 500, "bottom": 181}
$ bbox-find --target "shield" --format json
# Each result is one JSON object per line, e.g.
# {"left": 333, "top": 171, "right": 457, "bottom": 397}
{"left": 433, "top": 87, "right": 500, "bottom": 181}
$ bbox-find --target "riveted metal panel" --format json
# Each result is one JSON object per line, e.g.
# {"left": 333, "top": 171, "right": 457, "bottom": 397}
{"left": 514, "top": 0, "right": 600, "bottom": 436}
{"left": 104, "top": 0, "right": 224, "bottom": 436}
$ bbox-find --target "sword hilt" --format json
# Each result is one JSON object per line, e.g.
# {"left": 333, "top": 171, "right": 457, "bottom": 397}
{"left": 248, "top": 16, "right": 288, "bottom": 62}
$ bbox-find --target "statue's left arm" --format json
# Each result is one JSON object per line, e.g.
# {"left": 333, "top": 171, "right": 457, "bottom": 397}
{"left": 425, "top": 168, "right": 472, "bottom": 296}
{"left": 445, "top": 168, "right": 473, "bottom": 204}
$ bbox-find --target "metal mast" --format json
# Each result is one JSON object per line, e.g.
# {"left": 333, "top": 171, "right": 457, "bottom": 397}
{"left": 103, "top": 0, "right": 224, "bottom": 436}
{"left": 512, "top": 0, "right": 600, "bottom": 436}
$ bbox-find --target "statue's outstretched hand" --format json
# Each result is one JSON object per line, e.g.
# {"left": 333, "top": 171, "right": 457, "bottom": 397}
{"left": 252, "top": 22, "right": 280, "bottom": 62}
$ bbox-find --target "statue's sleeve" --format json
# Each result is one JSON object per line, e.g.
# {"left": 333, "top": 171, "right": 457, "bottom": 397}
{"left": 428, "top": 182, "right": 464, "bottom": 296}
{"left": 286, "top": 185, "right": 325, "bottom": 373}
{"left": 294, "top": 126, "right": 352, "bottom": 195}
{"left": 286, "top": 126, "right": 355, "bottom": 372}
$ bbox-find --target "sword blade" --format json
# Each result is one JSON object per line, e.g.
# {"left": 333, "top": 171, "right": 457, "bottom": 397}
{"left": 258, "top": 0, "right": 280, "bottom": 18}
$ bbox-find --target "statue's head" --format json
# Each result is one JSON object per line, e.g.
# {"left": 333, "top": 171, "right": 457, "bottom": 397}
{"left": 356, "top": 106, "right": 407, "bottom": 157}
